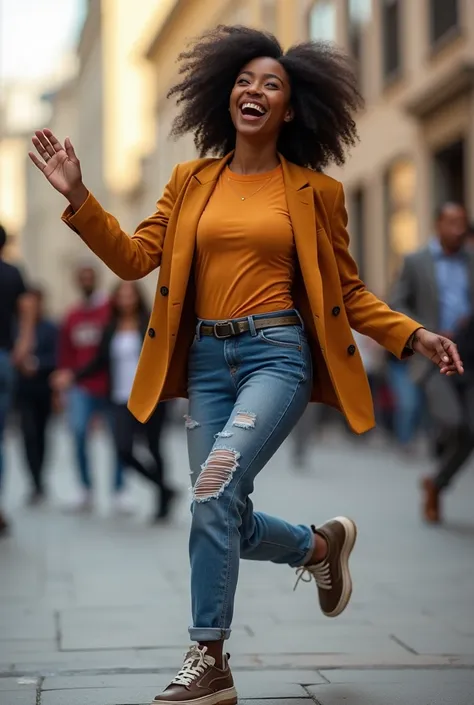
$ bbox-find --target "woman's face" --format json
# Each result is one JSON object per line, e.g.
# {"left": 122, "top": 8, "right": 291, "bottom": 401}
{"left": 229, "top": 56, "right": 292, "bottom": 142}
{"left": 115, "top": 282, "right": 139, "bottom": 315}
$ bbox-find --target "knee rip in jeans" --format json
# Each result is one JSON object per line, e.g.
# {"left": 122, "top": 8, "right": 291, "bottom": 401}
{"left": 184, "top": 415, "right": 200, "bottom": 430}
{"left": 233, "top": 410, "right": 256, "bottom": 430}
{"left": 193, "top": 447, "right": 241, "bottom": 502}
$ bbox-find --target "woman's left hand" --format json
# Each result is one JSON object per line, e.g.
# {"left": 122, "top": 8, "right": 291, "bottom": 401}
{"left": 412, "top": 328, "right": 464, "bottom": 376}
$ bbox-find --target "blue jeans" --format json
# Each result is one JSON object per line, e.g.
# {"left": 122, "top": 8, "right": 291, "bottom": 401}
{"left": 186, "top": 310, "right": 314, "bottom": 642}
{"left": 67, "top": 386, "right": 124, "bottom": 491}
{"left": 0, "top": 349, "right": 14, "bottom": 493}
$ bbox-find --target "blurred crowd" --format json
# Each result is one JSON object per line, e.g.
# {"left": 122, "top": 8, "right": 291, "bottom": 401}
{"left": 0, "top": 238, "right": 180, "bottom": 536}
{"left": 0, "top": 201, "right": 473, "bottom": 536}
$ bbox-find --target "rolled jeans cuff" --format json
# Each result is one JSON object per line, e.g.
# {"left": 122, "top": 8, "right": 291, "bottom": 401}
{"left": 189, "top": 626, "right": 231, "bottom": 642}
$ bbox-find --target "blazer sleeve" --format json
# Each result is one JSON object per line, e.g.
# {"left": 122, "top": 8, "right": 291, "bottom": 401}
{"left": 330, "top": 183, "right": 421, "bottom": 359}
{"left": 61, "top": 164, "right": 181, "bottom": 280}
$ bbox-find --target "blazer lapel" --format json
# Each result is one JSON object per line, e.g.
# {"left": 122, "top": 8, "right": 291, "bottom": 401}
{"left": 280, "top": 156, "right": 325, "bottom": 335}
{"left": 169, "top": 156, "right": 231, "bottom": 307}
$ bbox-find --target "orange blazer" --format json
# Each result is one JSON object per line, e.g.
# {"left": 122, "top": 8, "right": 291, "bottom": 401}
{"left": 62, "top": 153, "right": 420, "bottom": 434}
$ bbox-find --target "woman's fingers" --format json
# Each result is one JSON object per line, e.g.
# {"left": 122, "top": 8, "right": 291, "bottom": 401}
{"left": 28, "top": 151, "right": 46, "bottom": 171}
{"left": 32, "top": 135, "right": 51, "bottom": 163}
{"left": 64, "top": 137, "right": 79, "bottom": 164}
{"left": 34, "top": 130, "right": 55, "bottom": 157}
{"left": 43, "top": 128, "right": 64, "bottom": 153}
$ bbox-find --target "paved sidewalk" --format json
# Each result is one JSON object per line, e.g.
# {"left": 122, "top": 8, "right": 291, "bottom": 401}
{"left": 1, "top": 419, "right": 474, "bottom": 704}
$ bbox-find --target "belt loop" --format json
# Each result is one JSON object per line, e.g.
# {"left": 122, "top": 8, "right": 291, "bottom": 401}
{"left": 195, "top": 321, "right": 203, "bottom": 341}
{"left": 294, "top": 309, "right": 305, "bottom": 331}
{"left": 247, "top": 315, "right": 257, "bottom": 337}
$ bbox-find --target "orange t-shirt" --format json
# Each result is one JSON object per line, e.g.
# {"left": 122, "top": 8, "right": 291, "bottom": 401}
{"left": 194, "top": 165, "right": 295, "bottom": 320}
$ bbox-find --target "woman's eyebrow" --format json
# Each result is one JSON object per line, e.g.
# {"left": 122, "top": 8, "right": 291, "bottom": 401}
{"left": 238, "top": 70, "right": 284, "bottom": 84}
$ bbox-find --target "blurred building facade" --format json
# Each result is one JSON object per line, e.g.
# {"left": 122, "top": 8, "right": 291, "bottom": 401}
{"left": 2, "top": 0, "right": 474, "bottom": 309}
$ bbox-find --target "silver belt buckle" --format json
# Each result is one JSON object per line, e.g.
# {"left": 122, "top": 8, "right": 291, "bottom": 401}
{"left": 214, "top": 321, "right": 237, "bottom": 339}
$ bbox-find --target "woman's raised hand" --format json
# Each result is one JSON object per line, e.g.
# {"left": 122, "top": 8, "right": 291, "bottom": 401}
{"left": 29, "top": 130, "right": 87, "bottom": 207}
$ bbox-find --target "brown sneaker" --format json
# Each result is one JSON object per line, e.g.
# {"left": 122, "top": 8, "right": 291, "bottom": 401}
{"left": 421, "top": 477, "right": 441, "bottom": 523}
{"left": 294, "top": 516, "right": 357, "bottom": 618}
{"left": 153, "top": 645, "right": 237, "bottom": 705}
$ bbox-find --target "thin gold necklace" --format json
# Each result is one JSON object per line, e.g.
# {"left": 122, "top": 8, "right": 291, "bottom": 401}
{"left": 226, "top": 172, "right": 275, "bottom": 201}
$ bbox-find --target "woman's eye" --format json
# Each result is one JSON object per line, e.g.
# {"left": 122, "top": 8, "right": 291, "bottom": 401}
{"left": 266, "top": 82, "right": 278, "bottom": 89}
{"left": 237, "top": 78, "right": 249, "bottom": 85}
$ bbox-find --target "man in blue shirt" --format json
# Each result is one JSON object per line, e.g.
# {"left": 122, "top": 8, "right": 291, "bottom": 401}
{"left": 392, "top": 203, "right": 474, "bottom": 523}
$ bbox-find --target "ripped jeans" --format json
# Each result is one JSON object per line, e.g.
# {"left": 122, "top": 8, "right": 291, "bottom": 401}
{"left": 186, "top": 310, "right": 314, "bottom": 641}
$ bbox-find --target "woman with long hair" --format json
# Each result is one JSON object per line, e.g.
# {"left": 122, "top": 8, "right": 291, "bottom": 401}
{"left": 30, "top": 26, "right": 463, "bottom": 705}
{"left": 53, "top": 281, "right": 176, "bottom": 521}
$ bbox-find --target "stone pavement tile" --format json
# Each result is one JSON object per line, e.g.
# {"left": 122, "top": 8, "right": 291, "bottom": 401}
{"left": 59, "top": 607, "right": 191, "bottom": 650}
{"left": 42, "top": 674, "right": 173, "bottom": 690}
{"left": 229, "top": 624, "right": 407, "bottom": 656}
{"left": 240, "top": 700, "right": 310, "bottom": 704}
{"left": 41, "top": 687, "right": 160, "bottom": 705}
{"left": 0, "top": 677, "right": 38, "bottom": 691}
{"left": 0, "top": 693, "right": 36, "bottom": 705}
{"left": 307, "top": 680, "right": 474, "bottom": 705}
{"left": 390, "top": 627, "right": 474, "bottom": 655}
{"left": 0, "top": 607, "right": 56, "bottom": 640}
{"left": 0, "top": 639, "right": 57, "bottom": 658}
{"left": 319, "top": 669, "right": 474, "bottom": 684}
{"left": 234, "top": 670, "right": 323, "bottom": 698}
{"left": 0, "top": 647, "right": 169, "bottom": 673}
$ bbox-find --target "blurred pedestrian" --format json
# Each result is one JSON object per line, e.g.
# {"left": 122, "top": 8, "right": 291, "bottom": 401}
{"left": 392, "top": 202, "right": 474, "bottom": 523}
{"left": 53, "top": 281, "right": 177, "bottom": 521}
{"left": 16, "top": 287, "right": 58, "bottom": 505}
{"left": 30, "top": 25, "right": 463, "bottom": 704}
{"left": 55, "top": 264, "right": 125, "bottom": 512}
{"left": 466, "top": 222, "right": 474, "bottom": 252}
{"left": 0, "top": 224, "right": 36, "bottom": 535}
{"left": 386, "top": 355, "right": 423, "bottom": 448}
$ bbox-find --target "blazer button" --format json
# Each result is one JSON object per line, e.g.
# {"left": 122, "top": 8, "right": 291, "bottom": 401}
{"left": 332, "top": 306, "right": 341, "bottom": 316}
{"left": 148, "top": 328, "right": 156, "bottom": 339}
{"left": 160, "top": 286, "right": 169, "bottom": 296}
{"left": 347, "top": 344, "right": 356, "bottom": 356}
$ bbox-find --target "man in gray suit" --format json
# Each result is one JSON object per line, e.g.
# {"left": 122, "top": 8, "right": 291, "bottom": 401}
{"left": 392, "top": 203, "right": 474, "bottom": 523}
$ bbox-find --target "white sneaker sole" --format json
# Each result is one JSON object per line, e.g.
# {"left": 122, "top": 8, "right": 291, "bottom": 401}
{"left": 152, "top": 685, "right": 238, "bottom": 705}
{"left": 324, "top": 515, "right": 357, "bottom": 618}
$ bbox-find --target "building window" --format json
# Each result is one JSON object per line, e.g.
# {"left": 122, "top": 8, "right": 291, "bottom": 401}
{"left": 308, "top": 0, "right": 336, "bottom": 42}
{"left": 349, "top": 187, "right": 366, "bottom": 281}
{"left": 381, "top": 0, "right": 401, "bottom": 83}
{"left": 430, "top": 0, "right": 459, "bottom": 46}
{"left": 346, "top": 0, "right": 372, "bottom": 88}
{"left": 384, "top": 159, "right": 417, "bottom": 283}
{"left": 433, "top": 140, "right": 465, "bottom": 212}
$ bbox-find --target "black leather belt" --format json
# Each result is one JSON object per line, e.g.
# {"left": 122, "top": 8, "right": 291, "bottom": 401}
{"left": 200, "top": 315, "right": 301, "bottom": 339}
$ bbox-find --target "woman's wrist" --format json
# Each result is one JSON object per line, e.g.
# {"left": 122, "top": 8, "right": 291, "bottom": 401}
{"left": 66, "top": 184, "right": 89, "bottom": 212}
{"left": 406, "top": 327, "right": 425, "bottom": 351}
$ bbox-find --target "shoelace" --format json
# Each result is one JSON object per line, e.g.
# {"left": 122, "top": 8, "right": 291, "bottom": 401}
{"left": 293, "top": 560, "right": 332, "bottom": 592}
{"left": 171, "top": 645, "right": 214, "bottom": 687}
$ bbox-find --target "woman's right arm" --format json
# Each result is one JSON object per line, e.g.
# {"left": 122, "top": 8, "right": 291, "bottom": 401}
{"left": 29, "top": 129, "right": 179, "bottom": 280}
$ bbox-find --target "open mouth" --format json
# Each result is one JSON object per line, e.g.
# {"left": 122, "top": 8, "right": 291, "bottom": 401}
{"left": 239, "top": 102, "right": 267, "bottom": 121}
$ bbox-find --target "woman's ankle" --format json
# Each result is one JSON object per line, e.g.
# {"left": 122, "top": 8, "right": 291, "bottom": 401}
{"left": 198, "top": 640, "right": 225, "bottom": 668}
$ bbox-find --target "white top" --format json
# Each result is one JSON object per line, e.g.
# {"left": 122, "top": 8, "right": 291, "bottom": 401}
{"left": 110, "top": 330, "right": 142, "bottom": 404}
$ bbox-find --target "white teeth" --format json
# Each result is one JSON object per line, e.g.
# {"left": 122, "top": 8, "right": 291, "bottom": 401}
{"left": 241, "top": 102, "right": 266, "bottom": 114}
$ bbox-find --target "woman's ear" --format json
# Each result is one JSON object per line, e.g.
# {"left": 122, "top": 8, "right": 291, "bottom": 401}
{"left": 284, "top": 107, "right": 294, "bottom": 123}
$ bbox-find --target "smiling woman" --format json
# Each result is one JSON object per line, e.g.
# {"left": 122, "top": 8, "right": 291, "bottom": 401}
{"left": 28, "top": 24, "right": 463, "bottom": 705}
